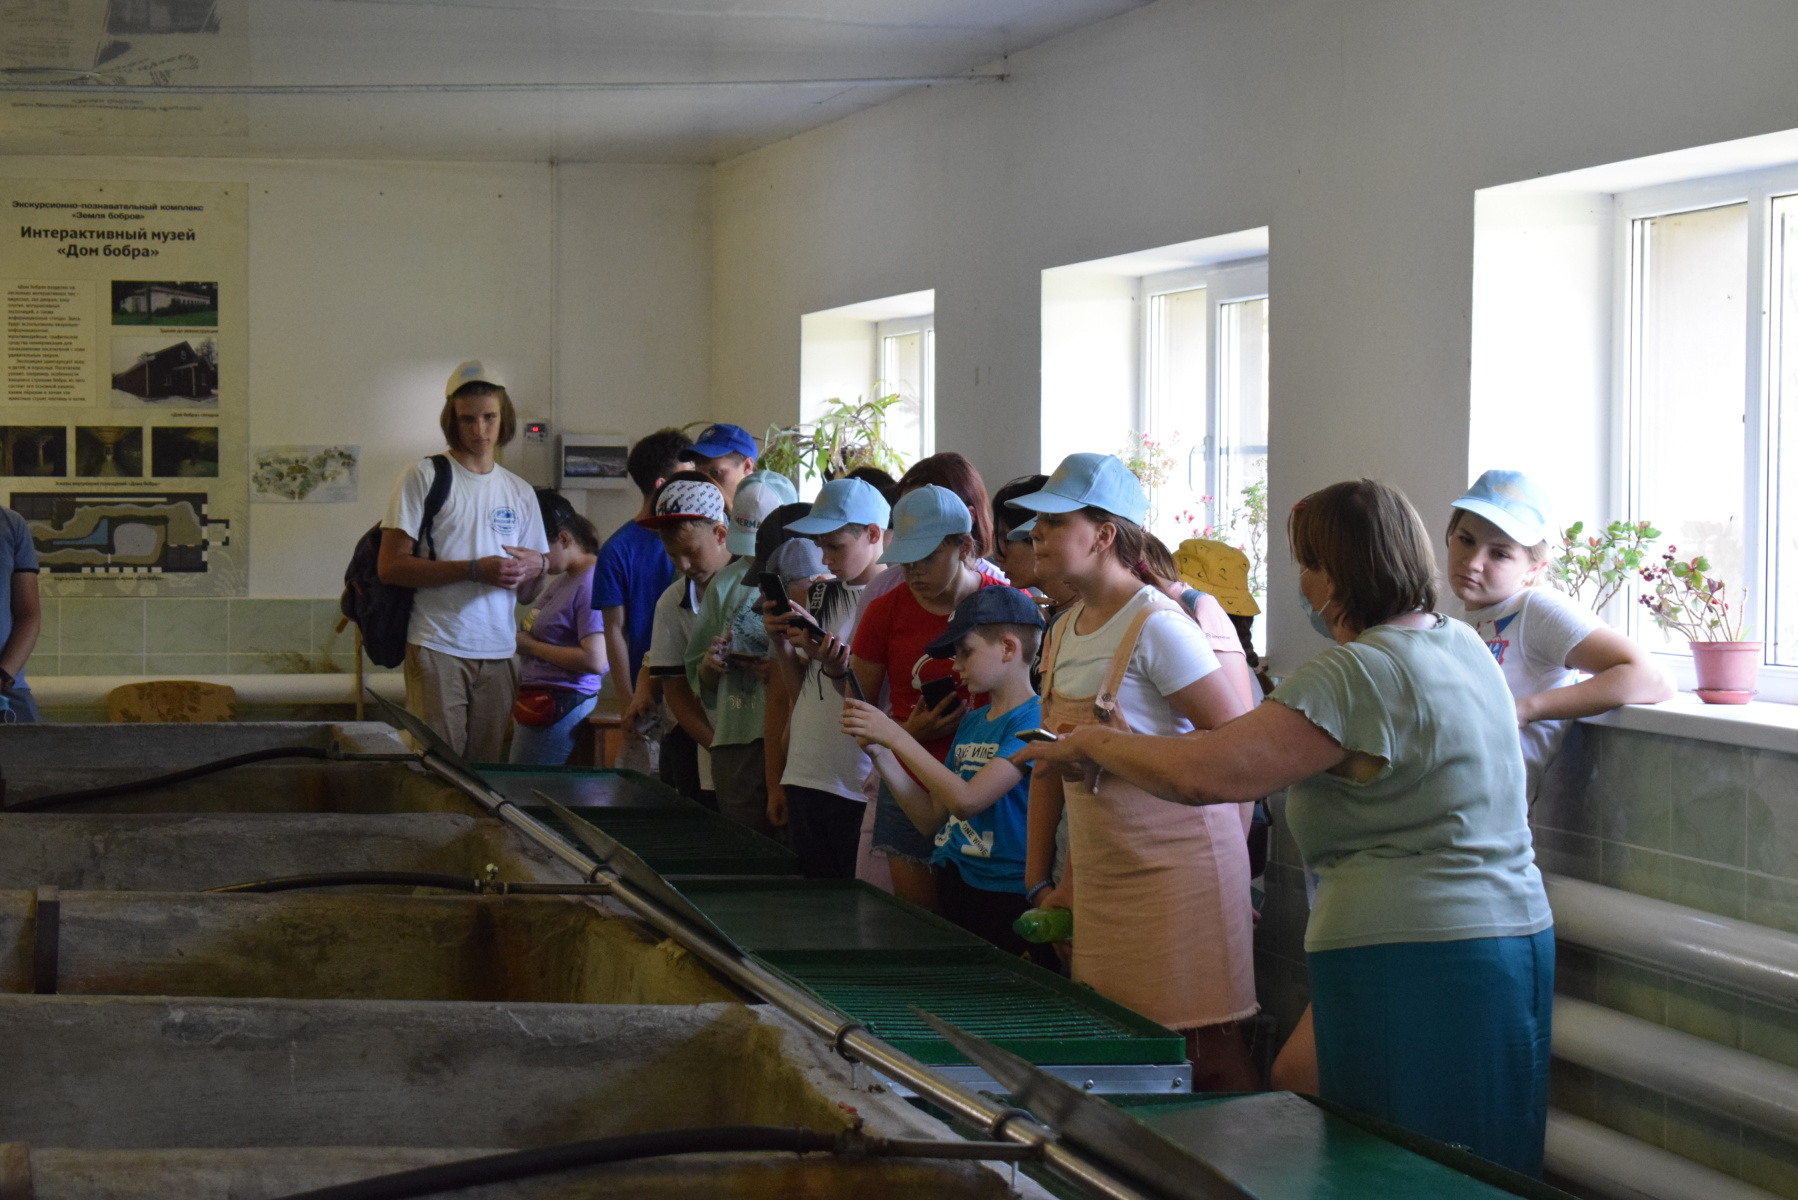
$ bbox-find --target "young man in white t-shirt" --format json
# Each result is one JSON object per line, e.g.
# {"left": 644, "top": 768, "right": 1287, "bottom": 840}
{"left": 378, "top": 360, "right": 549, "bottom": 760}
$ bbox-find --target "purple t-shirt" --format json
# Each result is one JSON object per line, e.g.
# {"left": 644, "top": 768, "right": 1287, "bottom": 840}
{"left": 520, "top": 564, "right": 607, "bottom": 693}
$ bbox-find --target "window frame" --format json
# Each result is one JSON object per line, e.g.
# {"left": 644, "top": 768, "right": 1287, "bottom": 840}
{"left": 1614, "top": 164, "right": 1797, "bottom": 697}
{"left": 875, "top": 314, "right": 936, "bottom": 463}
{"left": 1139, "top": 258, "right": 1268, "bottom": 533}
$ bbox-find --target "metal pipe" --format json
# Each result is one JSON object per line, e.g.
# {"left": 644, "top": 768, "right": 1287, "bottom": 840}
{"left": 0, "top": 76, "right": 1005, "bottom": 96}
{"left": 1545, "top": 874, "right": 1798, "bottom": 1009}
{"left": 1553, "top": 996, "right": 1798, "bottom": 1143}
{"left": 1545, "top": 1109, "right": 1783, "bottom": 1200}
{"left": 413, "top": 754, "right": 1155, "bottom": 1200}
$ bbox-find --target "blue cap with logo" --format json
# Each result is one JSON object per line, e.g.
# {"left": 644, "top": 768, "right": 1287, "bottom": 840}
{"left": 727, "top": 470, "right": 799, "bottom": 555}
{"left": 880, "top": 485, "right": 973, "bottom": 564}
{"left": 680, "top": 423, "right": 758, "bottom": 462}
{"left": 1007, "top": 452, "right": 1149, "bottom": 527}
{"left": 1451, "top": 469, "right": 1554, "bottom": 548}
{"left": 788, "top": 477, "right": 892, "bottom": 536}
{"left": 925, "top": 586, "right": 1045, "bottom": 658}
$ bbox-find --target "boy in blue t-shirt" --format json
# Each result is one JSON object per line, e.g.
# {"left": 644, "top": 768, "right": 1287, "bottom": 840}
{"left": 841, "top": 586, "right": 1051, "bottom": 966}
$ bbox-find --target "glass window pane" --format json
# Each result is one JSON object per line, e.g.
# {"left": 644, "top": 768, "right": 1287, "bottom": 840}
{"left": 1772, "top": 196, "right": 1798, "bottom": 664}
{"left": 1144, "top": 288, "right": 1207, "bottom": 547}
{"left": 1219, "top": 296, "right": 1269, "bottom": 648}
{"left": 880, "top": 330, "right": 927, "bottom": 467}
{"left": 1633, "top": 203, "right": 1748, "bottom": 651}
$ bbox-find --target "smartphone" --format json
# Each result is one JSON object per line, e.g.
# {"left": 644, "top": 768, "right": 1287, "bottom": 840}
{"left": 844, "top": 670, "right": 867, "bottom": 703}
{"left": 786, "top": 607, "right": 827, "bottom": 641}
{"left": 918, "top": 675, "right": 959, "bottom": 713}
{"left": 757, "top": 572, "right": 789, "bottom": 610}
{"left": 1017, "top": 728, "right": 1059, "bottom": 744}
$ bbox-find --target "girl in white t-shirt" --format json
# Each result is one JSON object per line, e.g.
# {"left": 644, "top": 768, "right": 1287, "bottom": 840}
{"left": 1011, "top": 452, "right": 1259, "bottom": 1092}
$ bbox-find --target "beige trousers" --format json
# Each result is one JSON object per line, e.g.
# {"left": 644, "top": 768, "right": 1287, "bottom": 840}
{"left": 403, "top": 644, "right": 518, "bottom": 762}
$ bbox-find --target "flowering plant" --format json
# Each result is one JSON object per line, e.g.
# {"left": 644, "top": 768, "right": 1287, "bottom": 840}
{"left": 1637, "top": 548, "right": 1747, "bottom": 642}
{"left": 1117, "top": 431, "right": 1179, "bottom": 493}
{"left": 1553, "top": 519, "right": 1659, "bottom": 614}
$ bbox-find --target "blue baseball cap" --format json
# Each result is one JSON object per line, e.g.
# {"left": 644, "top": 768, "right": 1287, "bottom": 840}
{"left": 1006, "top": 516, "right": 1036, "bottom": 542}
{"left": 727, "top": 470, "right": 799, "bottom": 556}
{"left": 787, "top": 477, "right": 892, "bottom": 536}
{"left": 1452, "top": 469, "right": 1554, "bottom": 547}
{"left": 1007, "top": 452, "right": 1149, "bottom": 527}
{"left": 925, "top": 586, "right": 1045, "bottom": 658}
{"left": 880, "top": 485, "right": 973, "bottom": 564}
{"left": 680, "top": 423, "right": 758, "bottom": 462}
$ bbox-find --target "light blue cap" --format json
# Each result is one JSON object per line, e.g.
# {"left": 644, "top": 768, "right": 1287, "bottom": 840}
{"left": 787, "top": 477, "right": 892, "bottom": 536}
{"left": 1007, "top": 452, "right": 1149, "bottom": 527}
{"left": 1451, "top": 469, "right": 1554, "bottom": 548}
{"left": 727, "top": 470, "right": 799, "bottom": 556}
{"left": 880, "top": 485, "right": 973, "bottom": 564}
{"left": 1006, "top": 516, "right": 1037, "bottom": 542}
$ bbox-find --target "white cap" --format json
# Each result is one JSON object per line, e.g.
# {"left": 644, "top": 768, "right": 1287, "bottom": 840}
{"left": 446, "top": 359, "right": 505, "bottom": 399}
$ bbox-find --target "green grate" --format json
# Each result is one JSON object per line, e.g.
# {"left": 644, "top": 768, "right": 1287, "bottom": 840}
{"left": 522, "top": 804, "right": 799, "bottom": 877}
{"left": 474, "top": 764, "right": 692, "bottom": 810}
{"left": 759, "top": 948, "right": 1185, "bottom": 1066}
{"left": 676, "top": 878, "right": 987, "bottom": 952}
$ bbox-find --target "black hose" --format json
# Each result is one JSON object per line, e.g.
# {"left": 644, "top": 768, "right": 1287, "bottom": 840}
{"left": 274, "top": 1126, "right": 840, "bottom": 1200}
{"left": 8, "top": 747, "right": 334, "bottom": 812}
{"left": 205, "top": 872, "right": 483, "bottom": 894}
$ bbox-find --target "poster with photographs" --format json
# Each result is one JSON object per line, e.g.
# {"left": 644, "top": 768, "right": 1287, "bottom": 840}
{"left": 0, "top": 180, "right": 246, "bottom": 595}
{"left": 251, "top": 445, "right": 356, "bottom": 503}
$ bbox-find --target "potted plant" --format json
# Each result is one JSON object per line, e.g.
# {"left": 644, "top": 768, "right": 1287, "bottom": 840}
{"left": 1553, "top": 519, "right": 1660, "bottom": 613}
{"left": 762, "top": 393, "right": 910, "bottom": 490}
{"left": 1637, "top": 548, "right": 1760, "bottom": 703}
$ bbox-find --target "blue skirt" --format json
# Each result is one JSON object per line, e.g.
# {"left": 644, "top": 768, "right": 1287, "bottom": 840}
{"left": 1307, "top": 927, "right": 1554, "bottom": 1178}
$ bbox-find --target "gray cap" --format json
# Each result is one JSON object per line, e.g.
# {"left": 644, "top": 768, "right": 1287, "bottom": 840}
{"left": 768, "top": 537, "right": 827, "bottom": 586}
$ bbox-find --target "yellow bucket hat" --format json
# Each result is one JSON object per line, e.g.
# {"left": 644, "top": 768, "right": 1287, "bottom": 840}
{"left": 1175, "top": 538, "right": 1260, "bottom": 617}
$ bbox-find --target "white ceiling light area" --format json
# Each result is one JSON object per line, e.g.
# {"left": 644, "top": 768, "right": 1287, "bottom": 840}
{"left": 0, "top": 0, "right": 1152, "bottom": 162}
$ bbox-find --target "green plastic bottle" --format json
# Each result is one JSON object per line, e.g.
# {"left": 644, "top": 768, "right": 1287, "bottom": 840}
{"left": 1012, "top": 906, "right": 1073, "bottom": 944}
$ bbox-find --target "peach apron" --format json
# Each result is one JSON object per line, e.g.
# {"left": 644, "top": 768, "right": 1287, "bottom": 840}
{"left": 1042, "top": 599, "right": 1258, "bottom": 1031}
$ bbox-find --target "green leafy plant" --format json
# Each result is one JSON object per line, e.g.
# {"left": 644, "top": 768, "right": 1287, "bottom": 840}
{"left": 1637, "top": 547, "right": 1748, "bottom": 642}
{"left": 762, "top": 392, "right": 910, "bottom": 489}
{"left": 1553, "top": 519, "right": 1659, "bottom": 613}
{"left": 1117, "top": 431, "right": 1179, "bottom": 493}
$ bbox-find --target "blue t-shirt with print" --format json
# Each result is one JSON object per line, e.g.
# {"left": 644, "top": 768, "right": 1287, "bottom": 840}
{"left": 931, "top": 695, "right": 1041, "bottom": 894}
{"left": 593, "top": 519, "right": 673, "bottom": 685}
{"left": 0, "top": 508, "right": 38, "bottom": 687}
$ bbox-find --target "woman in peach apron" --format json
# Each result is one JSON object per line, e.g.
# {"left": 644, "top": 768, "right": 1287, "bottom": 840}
{"left": 1010, "top": 453, "right": 1260, "bottom": 1092}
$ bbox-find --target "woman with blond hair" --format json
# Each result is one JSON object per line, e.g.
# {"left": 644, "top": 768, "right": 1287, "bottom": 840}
{"left": 1021, "top": 478, "right": 1553, "bottom": 1177}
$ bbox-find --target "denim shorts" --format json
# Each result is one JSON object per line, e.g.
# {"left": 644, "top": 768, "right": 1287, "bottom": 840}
{"left": 870, "top": 779, "right": 938, "bottom": 863}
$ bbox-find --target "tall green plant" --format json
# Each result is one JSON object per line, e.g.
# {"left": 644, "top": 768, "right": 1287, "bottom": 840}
{"left": 1552, "top": 519, "right": 1659, "bottom": 613}
{"left": 1638, "top": 548, "right": 1748, "bottom": 642}
{"left": 762, "top": 393, "right": 910, "bottom": 489}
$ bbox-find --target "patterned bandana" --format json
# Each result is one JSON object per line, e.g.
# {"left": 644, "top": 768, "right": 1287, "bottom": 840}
{"left": 646, "top": 478, "right": 727, "bottom": 526}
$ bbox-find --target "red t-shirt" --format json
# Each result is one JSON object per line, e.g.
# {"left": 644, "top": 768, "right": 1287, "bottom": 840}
{"left": 852, "top": 575, "right": 1009, "bottom": 763}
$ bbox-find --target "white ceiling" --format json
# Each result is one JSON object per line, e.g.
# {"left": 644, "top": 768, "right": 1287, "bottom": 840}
{"left": 0, "top": 0, "right": 1151, "bottom": 162}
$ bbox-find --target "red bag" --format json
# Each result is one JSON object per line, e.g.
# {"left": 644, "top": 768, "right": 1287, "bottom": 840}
{"left": 512, "top": 688, "right": 559, "bottom": 727}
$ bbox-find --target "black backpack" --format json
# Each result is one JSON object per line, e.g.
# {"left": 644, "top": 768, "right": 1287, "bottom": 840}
{"left": 340, "top": 454, "right": 452, "bottom": 668}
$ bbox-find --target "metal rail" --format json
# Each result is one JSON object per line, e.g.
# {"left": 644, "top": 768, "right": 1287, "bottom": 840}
{"left": 413, "top": 755, "right": 1158, "bottom": 1200}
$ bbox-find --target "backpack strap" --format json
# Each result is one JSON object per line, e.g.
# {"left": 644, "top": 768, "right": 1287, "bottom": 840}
{"left": 416, "top": 455, "right": 452, "bottom": 561}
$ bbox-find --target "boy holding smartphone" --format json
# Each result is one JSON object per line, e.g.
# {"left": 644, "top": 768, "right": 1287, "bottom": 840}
{"left": 763, "top": 478, "right": 889, "bottom": 877}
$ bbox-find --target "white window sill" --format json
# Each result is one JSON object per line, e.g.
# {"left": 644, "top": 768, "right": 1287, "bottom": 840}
{"left": 1581, "top": 691, "right": 1798, "bottom": 755}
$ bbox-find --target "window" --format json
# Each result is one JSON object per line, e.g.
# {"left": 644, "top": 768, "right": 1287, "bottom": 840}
{"left": 876, "top": 316, "right": 935, "bottom": 465}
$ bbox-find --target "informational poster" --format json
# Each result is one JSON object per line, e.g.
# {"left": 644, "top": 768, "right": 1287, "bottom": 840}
{"left": 0, "top": 0, "right": 249, "bottom": 138}
{"left": 2, "top": 179, "right": 246, "bottom": 596}
{"left": 251, "top": 445, "right": 358, "bottom": 504}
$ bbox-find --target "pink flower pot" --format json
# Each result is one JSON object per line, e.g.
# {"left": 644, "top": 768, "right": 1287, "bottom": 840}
{"left": 1690, "top": 640, "right": 1762, "bottom": 704}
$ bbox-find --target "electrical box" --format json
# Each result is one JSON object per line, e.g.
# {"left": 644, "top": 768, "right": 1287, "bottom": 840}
{"left": 558, "top": 434, "right": 632, "bottom": 490}
{"left": 523, "top": 420, "right": 549, "bottom": 446}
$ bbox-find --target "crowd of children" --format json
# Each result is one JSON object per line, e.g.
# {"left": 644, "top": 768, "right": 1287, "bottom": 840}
{"left": 385, "top": 384, "right": 1677, "bottom": 1180}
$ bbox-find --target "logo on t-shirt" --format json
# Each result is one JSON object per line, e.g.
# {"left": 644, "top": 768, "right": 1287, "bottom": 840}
{"left": 490, "top": 506, "right": 521, "bottom": 538}
{"left": 936, "top": 815, "right": 995, "bottom": 858}
{"left": 1483, "top": 613, "right": 1517, "bottom": 665}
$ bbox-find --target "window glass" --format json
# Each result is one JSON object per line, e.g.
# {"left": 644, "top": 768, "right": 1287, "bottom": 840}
{"left": 1219, "top": 296, "right": 1269, "bottom": 612}
{"left": 1631, "top": 203, "right": 1748, "bottom": 651}
{"left": 1144, "top": 287, "right": 1207, "bottom": 545}
{"left": 880, "top": 327, "right": 933, "bottom": 468}
{"left": 1771, "top": 196, "right": 1798, "bottom": 664}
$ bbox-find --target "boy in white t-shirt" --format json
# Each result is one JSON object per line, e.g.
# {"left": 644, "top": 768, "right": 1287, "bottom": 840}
{"left": 1447, "top": 469, "right": 1674, "bottom": 799}
{"left": 764, "top": 478, "right": 890, "bottom": 877}
{"left": 379, "top": 360, "right": 549, "bottom": 760}
{"left": 640, "top": 472, "right": 735, "bottom": 810}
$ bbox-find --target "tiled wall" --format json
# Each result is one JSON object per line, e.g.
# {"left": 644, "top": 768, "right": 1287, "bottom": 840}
{"left": 1254, "top": 721, "right": 1798, "bottom": 1199}
{"left": 23, "top": 596, "right": 398, "bottom": 680}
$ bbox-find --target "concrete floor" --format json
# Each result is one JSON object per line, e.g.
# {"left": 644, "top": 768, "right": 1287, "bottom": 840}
{"left": 0, "top": 724, "right": 1039, "bottom": 1200}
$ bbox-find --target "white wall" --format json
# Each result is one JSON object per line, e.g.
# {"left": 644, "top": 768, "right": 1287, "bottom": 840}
{"left": 709, "top": 0, "right": 1798, "bottom": 671}
{"left": 0, "top": 156, "right": 712, "bottom": 596}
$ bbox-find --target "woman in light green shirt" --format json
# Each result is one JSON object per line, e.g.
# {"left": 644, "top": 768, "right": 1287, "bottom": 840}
{"left": 1021, "top": 479, "right": 1553, "bottom": 1178}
